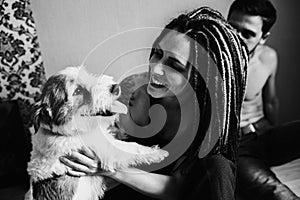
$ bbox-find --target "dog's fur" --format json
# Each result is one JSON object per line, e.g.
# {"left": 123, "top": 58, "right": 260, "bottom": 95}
{"left": 27, "top": 67, "right": 168, "bottom": 200}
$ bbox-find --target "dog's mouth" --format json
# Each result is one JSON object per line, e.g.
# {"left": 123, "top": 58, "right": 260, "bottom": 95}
{"left": 91, "top": 110, "right": 115, "bottom": 117}
{"left": 81, "top": 111, "right": 115, "bottom": 117}
{"left": 81, "top": 100, "right": 127, "bottom": 117}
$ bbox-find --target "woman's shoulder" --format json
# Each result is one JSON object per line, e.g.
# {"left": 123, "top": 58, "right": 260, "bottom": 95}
{"left": 118, "top": 72, "right": 150, "bottom": 127}
{"left": 119, "top": 72, "right": 149, "bottom": 106}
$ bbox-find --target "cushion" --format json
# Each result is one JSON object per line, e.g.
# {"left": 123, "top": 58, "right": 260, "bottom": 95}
{"left": 0, "top": 101, "right": 31, "bottom": 189}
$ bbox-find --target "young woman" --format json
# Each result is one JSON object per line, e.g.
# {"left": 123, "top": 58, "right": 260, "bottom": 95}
{"left": 60, "top": 7, "right": 248, "bottom": 200}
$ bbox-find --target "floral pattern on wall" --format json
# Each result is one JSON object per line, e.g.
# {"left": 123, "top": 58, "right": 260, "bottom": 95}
{"left": 0, "top": 0, "right": 46, "bottom": 131}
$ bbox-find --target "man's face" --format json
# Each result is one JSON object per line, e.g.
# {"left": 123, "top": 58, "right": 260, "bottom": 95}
{"left": 228, "top": 11, "right": 265, "bottom": 52}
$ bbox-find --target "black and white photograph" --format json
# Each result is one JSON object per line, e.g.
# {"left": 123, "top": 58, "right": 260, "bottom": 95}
{"left": 1, "top": 0, "right": 300, "bottom": 199}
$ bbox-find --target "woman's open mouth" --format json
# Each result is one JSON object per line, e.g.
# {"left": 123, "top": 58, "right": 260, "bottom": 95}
{"left": 150, "top": 77, "right": 168, "bottom": 88}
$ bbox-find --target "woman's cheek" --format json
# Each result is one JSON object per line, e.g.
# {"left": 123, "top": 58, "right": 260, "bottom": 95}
{"left": 167, "top": 74, "right": 186, "bottom": 91}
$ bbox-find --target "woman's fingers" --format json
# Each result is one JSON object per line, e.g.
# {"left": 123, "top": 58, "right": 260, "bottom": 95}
{"left": 59, "top": 147, "right": 103, "bottom": 177}
{"left": 79, "top": 145, "right": 97, "bottom": 159}
{"left": 59, "top": 155, "right": 97, "bottom": 175}
{"left": 69, "top": 150, "right": 98, "bottom": 169}
{"left": 67, "top": 168, "right": 87, "bottom": 177}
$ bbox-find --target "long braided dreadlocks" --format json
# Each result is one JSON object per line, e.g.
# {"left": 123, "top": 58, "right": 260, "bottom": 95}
{"left": 151, "top": 7, "right": 248, "bottom": 162}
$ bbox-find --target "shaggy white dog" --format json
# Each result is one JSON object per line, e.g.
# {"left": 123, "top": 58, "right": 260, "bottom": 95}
{"left": 27, "top": 67, "right": 168, "bottom": 200}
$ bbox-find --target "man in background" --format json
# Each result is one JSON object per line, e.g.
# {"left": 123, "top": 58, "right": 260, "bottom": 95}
{"left": 228, "top": 0, "right": 300, "bottom": 199}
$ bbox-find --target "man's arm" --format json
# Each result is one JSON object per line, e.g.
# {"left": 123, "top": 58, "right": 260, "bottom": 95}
{"left": 262, "top": 49, "right": 279, "bottom": 125}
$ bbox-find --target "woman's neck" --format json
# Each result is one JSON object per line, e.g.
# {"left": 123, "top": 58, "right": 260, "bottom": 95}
{"left": 153, "top": 91, "right": 194, "bottom": 110}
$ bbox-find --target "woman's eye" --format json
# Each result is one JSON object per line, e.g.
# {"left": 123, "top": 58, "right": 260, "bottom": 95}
{"left": 73, "top": 87, "right": 83, "bottom": 96}
{"left": 167, "top": 61, "right": 185, "bottom": 72}
{"left": 152, "top": 48, "right": 163, "bottom": 59}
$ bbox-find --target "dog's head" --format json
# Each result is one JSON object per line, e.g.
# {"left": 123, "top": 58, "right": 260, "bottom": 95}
{"left": 34, "top": 66, "right": 127, "bottom": 132}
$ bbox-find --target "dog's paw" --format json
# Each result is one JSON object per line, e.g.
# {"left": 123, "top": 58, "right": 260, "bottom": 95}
{"left": 107, "top": 140, "right": 169, "bottom": 168}
{"left": 136, "top": 146, "right": 169, "bottom": 164}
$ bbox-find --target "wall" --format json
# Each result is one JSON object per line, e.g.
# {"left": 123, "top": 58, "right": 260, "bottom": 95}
{"left": 30, "top": 0, "right": 300, "bottom": 123}
{"left": 267, "top": 0, "right": 300, "bottom": 123}
{"left": 30, "top": 0, "right": 232, "bottom": 78}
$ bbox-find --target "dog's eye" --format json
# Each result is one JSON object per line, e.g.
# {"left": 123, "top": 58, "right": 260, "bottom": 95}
{"left": 73, "top": 87, "right": 83, "bottom": 96}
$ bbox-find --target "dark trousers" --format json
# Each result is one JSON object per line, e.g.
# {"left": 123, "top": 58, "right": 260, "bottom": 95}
{"left": 237, "top": 119, "right": 300, "bottom": 200}
{"left": 102, "top": 155, "right": 236, "bottom": 200}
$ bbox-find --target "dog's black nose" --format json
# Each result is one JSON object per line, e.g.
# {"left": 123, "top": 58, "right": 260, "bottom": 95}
{"left": 110, "top": 84, "right": 120, "bottom": 96}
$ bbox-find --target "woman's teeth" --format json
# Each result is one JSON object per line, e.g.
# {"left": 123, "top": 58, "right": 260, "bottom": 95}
{"left": 153, "top": 79, "right": 164, "bottom": 85}
{"left": 151, "top": 78, "right": 166, "bottom": 87}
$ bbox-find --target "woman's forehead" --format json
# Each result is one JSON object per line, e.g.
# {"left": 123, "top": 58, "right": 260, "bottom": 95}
{"left": 158, "top": 31, "right": 191, "bottom": 66}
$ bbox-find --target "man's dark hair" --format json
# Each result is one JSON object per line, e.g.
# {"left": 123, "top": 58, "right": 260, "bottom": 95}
{"left": 228, "top": 0, "right": 277, "bottom": 35}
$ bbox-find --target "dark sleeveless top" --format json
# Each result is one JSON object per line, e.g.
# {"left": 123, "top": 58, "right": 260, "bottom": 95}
{"left": 125, "top": 85, "right": 236, "bottom": 176}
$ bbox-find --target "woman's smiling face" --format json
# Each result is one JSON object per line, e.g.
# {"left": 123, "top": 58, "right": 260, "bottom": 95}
{"left": 147, "top": 30, "right": 192, "bottom": 98}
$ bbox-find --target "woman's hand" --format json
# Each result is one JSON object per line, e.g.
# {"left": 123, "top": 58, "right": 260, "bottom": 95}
{"left": 59, "top": 146, "right": 109, "bottom": 177}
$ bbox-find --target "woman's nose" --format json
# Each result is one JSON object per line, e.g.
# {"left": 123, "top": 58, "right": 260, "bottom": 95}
{"left": 151, "top": 63, "right": 165, "bottom": 76}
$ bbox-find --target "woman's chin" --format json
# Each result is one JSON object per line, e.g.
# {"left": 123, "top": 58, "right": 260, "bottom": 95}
{"left": 147, "top": 85, "right": 169, "bottom": 98}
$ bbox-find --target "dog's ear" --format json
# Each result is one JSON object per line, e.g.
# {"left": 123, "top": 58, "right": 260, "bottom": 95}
{"left": 36, "top": 74, "right": 70, "bottom": 127}
{"left": 33, "top": 101, "right": 53, "bottom": 130}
